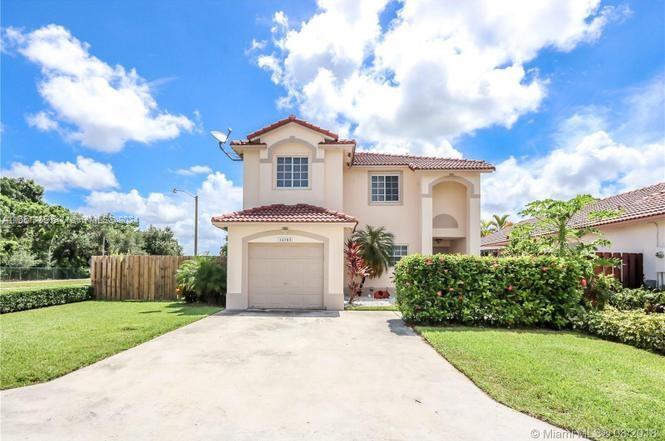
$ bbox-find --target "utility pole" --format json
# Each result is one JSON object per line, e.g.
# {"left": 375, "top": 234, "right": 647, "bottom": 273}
{"left": 173, "top": 188, "right": 199, "bottom": 256}
{"left": 194, "top": 194, "right": 199, "bottom": 256}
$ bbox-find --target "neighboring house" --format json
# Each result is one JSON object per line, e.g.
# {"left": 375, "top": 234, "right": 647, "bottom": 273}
{"left": 212, "top": 115, "right": 495, "bottom": 310}
{"left": 481, "top": 182, "right": 665, "bottom": 288}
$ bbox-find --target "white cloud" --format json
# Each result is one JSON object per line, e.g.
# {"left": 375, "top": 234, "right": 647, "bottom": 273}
{"left": 80, "top": 172, "right": 243, "bottom": 255}
{"left": 482, "top": 76, "right": 665, "bottom": 219}
{"left": 2, "top": 156, "right": 119, "bottom": 191}
{"left": 256, "top": 0, "right": 625, "bottom": 153}
{"left": 4, "top": 25, "right": 194, "bottom": 152}
{"left": 26, "top": 111, "right": 59, "bottom": 131}
{"left": 175, "top": 165, "right": 213, "bottom": 176}
{"left": 247, "top": 38, "right": 267, "bottom": 52}
{"left": 483, "top": 132, "right": 665, "bottom": 218}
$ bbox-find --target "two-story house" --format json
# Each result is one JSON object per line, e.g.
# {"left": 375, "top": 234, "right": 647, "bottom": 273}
{"left": 212, "top": 115, "right": 495, "bottom": 310}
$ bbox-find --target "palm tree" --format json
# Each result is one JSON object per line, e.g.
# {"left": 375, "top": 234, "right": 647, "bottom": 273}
{"left": 490, "top": 214, "right": 513, "bottom": 231}
{"left": 481, "top": 219, "right": 494, "bottom": 237}
{"left": 352, "top": 225, "right": 394, "bottom": 279}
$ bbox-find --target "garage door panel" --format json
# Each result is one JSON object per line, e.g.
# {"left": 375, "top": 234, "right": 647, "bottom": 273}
{"left": 248, "top": 243, "right": 323, "bottom": 309}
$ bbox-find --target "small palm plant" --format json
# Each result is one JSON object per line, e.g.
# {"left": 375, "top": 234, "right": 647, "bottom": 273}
{"left": 352, "top": 225, "right": 394, "bottom": 292}
{"left": 176, "top": 257, "right": 226, "bottom": 305}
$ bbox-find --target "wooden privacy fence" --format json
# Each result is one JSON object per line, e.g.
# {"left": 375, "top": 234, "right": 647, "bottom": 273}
{"left": 595, "top": 252, "right": 643, "bottom": 289}
{"left": 91, "top": 255, "right": 226, "bottom": 301}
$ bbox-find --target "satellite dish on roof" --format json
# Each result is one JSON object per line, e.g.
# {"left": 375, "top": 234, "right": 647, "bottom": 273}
{"left": 210, "top": 129, "right": 231, "bottom": 144}
{"left": 210, "top": 128, "right": 242, "bottom": 161}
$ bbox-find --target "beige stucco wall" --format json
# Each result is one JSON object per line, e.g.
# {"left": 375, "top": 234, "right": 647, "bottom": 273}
{"left": 242, "top": 150, "right": 260, "bottom": 208}
{"left": 241, "top": 123, "right": 348, "bottom": 209}
{"left": 343, "top": 168, "right": 483, "bottom": 290}
{"left": 587, "top": 218, "right": 665, "bottom": 286}
{"left": 222, "top": 222, "right": 351, "bottom": 310}
{"left": 324, "top": 149, "right": 344, "bottom": 212}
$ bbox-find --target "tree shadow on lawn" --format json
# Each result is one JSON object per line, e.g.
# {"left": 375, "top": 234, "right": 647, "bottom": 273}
{"left": 162, "top": 302, "right": 223, "bottom": 316}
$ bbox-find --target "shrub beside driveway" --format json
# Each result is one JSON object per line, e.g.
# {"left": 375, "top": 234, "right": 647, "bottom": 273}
{"left": 0, "top": 301, "right": 221, "bottom": 389}
{"left": 394, "top": 254, "right": 584, "bottom": 327}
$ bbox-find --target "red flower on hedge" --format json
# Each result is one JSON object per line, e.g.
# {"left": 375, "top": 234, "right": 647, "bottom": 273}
{"left": 506, "top": 285, "right": 513, "bottom": 292}
{"left": 437, "top": 290, "right": 443, "bottom": 297}
{"left": 581, "top": 278, "right": 587, "bottom": 288}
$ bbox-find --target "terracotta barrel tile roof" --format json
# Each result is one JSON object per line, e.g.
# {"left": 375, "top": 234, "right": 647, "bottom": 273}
{"left": 229, "top": 140, "right": 266, "bottom": 146}
{"left": 247, "top": 115, "right": 339, "bottom": 141}
{"left": 481, "top": 182, "right": 665, "bottom": 247}
{"left": 352, "top": 152, "right": 495, "bottom": 171}
{"left": 319, "top": 139, "right": 356, "bottom": 145}
{"left": 212, "top": 204, "right": 357, "bottom": 224}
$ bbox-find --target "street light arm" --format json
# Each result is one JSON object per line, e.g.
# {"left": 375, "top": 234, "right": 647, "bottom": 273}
{"left": 173, "top": 188, "right": 197, "bottom": 199}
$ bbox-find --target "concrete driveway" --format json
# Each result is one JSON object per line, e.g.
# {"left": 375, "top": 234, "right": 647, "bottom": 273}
{"left": 1, "top": 311, "right": 580, "bottom": 441}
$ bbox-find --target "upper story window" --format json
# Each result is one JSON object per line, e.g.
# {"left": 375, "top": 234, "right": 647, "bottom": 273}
{"left": 370, "top": 173, "right": 400, "bottom": 203}
{"left": 276, "top": 156, "right": 309, "bottom": 188}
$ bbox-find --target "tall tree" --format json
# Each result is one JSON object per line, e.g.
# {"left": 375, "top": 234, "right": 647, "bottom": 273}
{"left": 490, "top": 214, "right": 513, "bottom": 231}
{"left": 0, "top": 177, "right": 44, "bottom": 203}
{"left": 1, "top": 178, "right": 184, "bottom": 269}
{"left": 480, "top": 219, "right": 495, "bottom": 237}
{"left": 142, "top": 226, "right": 183, "bottom": 255}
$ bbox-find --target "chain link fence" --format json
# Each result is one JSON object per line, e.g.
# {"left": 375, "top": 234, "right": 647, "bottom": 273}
{"left": 0, "top": 267, "right": 90, "bottom": 281}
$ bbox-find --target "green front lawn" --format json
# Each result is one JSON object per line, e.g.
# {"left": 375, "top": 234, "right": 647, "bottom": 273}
{"left": 418, "top": 327, "right": 665, "bottom": 441}
{"left": 0, "top": 301, "right": 221, "bottom": 389}
{"left": 0, "top": 278, "right": 90, "bottom": 292}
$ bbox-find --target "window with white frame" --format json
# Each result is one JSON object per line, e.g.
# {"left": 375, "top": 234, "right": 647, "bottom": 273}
{"left": 370, "top": 174, "right": 400, "bottom": 202}
{"left": 276, "top": 156, "right": 309, "bottom": 188}
{"left": 391, "top": 245, "right": 408, "bottom": 266}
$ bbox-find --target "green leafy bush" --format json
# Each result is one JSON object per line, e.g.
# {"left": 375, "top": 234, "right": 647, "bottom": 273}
{"left": 394, "top": 254, "right": 584, "bottom": 328}
{"left": 583, "top": 273, "right": 622, "bottom": 309}
{"left": 176, "top": 257, "right": 226, "bottom": 305}
{"left": 609, "top": 288, "right": 665, "bottom": 312}
{"left": 0, "top": 286, "right": 92, "bottom": 313}
{"left": 577, "top": 307, "right": 665, "bottom": 354}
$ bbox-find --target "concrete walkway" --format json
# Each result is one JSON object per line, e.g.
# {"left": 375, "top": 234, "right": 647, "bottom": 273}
{"left": 1, "top": 311, "right": 582, "bottom": 441}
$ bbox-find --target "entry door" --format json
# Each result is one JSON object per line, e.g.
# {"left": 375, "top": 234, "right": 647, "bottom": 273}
{"left": 248, "top": 243, "right": 324, "bottom": 309}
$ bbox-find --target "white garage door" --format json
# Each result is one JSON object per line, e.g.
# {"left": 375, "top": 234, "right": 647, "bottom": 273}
{"left": 248, "top": 243, "right": 324, "bottom": 309}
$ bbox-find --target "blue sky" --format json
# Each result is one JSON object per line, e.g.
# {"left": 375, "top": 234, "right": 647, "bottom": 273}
{"left": 2, "top": 0, "right": 664, "bottom": 254}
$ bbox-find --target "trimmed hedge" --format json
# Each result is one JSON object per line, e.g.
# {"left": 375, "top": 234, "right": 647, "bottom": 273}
{"left": 609, "top": 288, "right": 665, "bottom": 312}
{"left": 394, "top": 254, "right": 584, "bottom": 328}
{"left": 578, "top": 308, "right": 665, "bottom": 354}
{"left": 0, "top": 286, "right": 92, "bottom": 314}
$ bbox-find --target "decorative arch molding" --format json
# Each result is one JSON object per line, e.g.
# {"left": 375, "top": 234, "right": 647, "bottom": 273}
{"left": 425, "top": 174, "right": 479, "bottom": 198}
{"left": 433, "top": 214, "right": 459, "bottom": 228}
{"left": 260, "top": 137, "right": 324, "bottom": 163}
{"left": 240, "top": 228, "right": 330, "bottom": 302}
{"left": 242, "top": 228, "right": 328, "bottom": 244}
